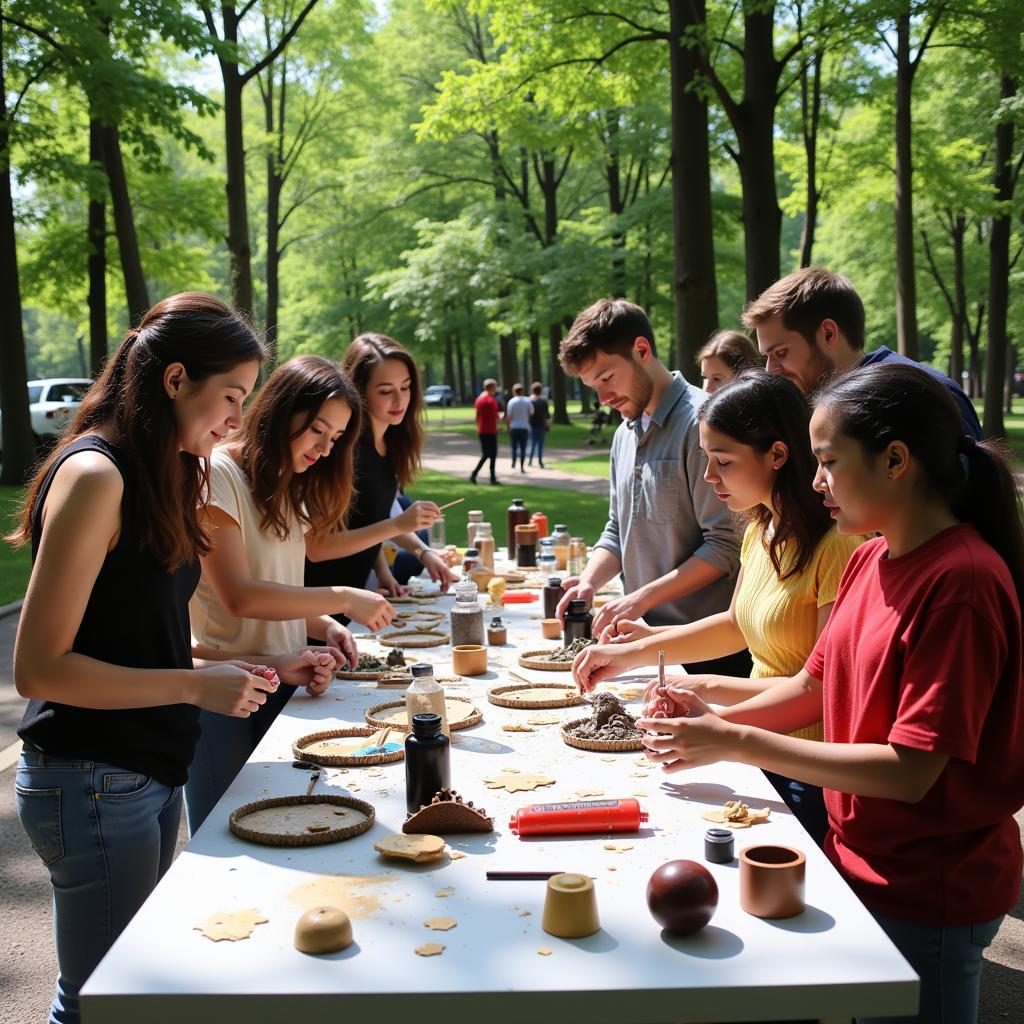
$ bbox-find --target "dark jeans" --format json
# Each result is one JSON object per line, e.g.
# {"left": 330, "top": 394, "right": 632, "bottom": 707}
{"left": 682, "top": 648, "right": 753, "bottom": 678}
{"left": 509, "top": 428, "right": 529, "bottom": 467}
{"left": 763, "top": 770, "right": 830, "bottom": 848}
{"left": 529, "top": 427, "right": 547, "bottom": 464}
{"left": 392, "top": 493, "right": 430, "bottom": 584}
{"left": 471, "top": 432, "right": 498, "bottom": 481}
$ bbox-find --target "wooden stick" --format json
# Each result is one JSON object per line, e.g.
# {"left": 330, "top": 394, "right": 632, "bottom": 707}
{"left": 486, "top": 870, "right": 568, "bottom": 881}
{"left": 437, "top": 497, "right": 465, "bottom": 512}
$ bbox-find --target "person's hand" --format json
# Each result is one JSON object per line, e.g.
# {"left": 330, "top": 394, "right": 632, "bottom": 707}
{"left": 192, "top": 662, "right": 278, "bottom": 717}
{"left": 376, "top": 563, "right": 409, "bottom": 598}
{"left": 572, "top": 642, "right": 640, "bottom": 693}
{"left": 599, "top": 617, "right": 654, "bottom": 644}
{"left": 592, "top": 589, "right": 652, "bottom": 638}
{"left": 394, "top": 500, "right": 440, "bottom": 533}
{"left": 421, "top": 549, "right": 458, "bottom": 592}
{"left": 636, "top": 691, "right": 739, "bottom": 773}
{"left": 641, "top": 675, "right": 713, "bottom": 717}
{"left": 343, "top": 589, "right": 395, "bottom": 632}
{"left": 270, "top": 648, "right": 341, "bottom": 695}
{"left": 555, "top": 577, "right": 594, "bottom": 624}
{"left": 324, "top": 622, "right": 358, "bottom": 669}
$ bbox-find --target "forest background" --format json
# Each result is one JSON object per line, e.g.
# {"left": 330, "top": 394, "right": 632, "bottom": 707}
{"left": 1, "top": 0, "right": 1023, "bottom": 485}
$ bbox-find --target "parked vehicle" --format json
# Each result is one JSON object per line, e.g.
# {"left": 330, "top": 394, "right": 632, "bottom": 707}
{"left": 423, "top": 384, "right": 456, "bottom": 407}
{"left": 0, "top": 378, "right": 92, "bottom": 459}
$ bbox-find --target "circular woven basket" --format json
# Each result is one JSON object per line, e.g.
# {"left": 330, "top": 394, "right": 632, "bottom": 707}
{"left": 292, "top": 726, "right": 405, "bottom": 767}
{"left": 379, "top": 628, "right": 450, "bottom": 649}
{"left": 365, "top": 697, "right": 482, "bottom": 732}
{"left": 488, "top": 682, "right": 583, "bottom": 709}
{"left": 560, "top": 716, "right": 645, "bottom": 752}
{"left": 229, "top": 794, "right": 375, "bottom": 847}
{"left": 517, "top": 648, "right": 574, "bottom": 671}
{"left": 392, "top": 610, "right": 445, "bottom": 629}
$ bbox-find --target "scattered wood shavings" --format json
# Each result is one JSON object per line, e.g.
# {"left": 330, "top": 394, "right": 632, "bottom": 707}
{"left": 519, "top": 910, "right": 532, "bottom": 917}
{"left": 500, "top": 766, "right": 521, "bottom": 773}
{"left": 526, "top": 713, "right": 560, "bottom": 726}
{"left": 575, "top": 788, "right": 605, "bottom": 798}
{"left": 424, "top": 917, "right": 457, "bottom": 931}
{"left": 537, "top": 948, "right": 552, "bottom": 956}
{"left": 600, "top": 756, "right": 617, "bottom": 763}
{"left": 195, "top": 909, "right": 268, "bottom": 942}
{"left": 484, "top": 772, "right": 556, "bottom": 793}
{"left": 603, "top": 842, "right": 634, "bottom": 853}
{"left": 628, "top": 771, "right": 649, "bottom": 779}
{"left": 632, "top": 791, "right": 648, "bottom": 797}
{"left": 435, "top": 886, "right": 455, "bottom": 898}
{"left": 447, "top": 849, "right": 466, "bottom": 860}
{"left": 702, "top": 800, "right": 771, "bottom": 829}
{"left": 501, "top": 723, "right": 535, "bottom": 733}
{"left": 607, "top": 866, "right": 617, "bottom": 872}
{"left": 416, "top": 943, "right": 445, "bottom": 957}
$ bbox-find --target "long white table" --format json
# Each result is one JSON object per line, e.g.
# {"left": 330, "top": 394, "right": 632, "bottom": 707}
{"left": 81, "top": 582, "right": 917, "bottom": 1023}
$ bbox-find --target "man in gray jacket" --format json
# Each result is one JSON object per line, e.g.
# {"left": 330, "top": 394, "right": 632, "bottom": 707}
{"left": 556, "top": 298, "right": 748, "bottom": 675}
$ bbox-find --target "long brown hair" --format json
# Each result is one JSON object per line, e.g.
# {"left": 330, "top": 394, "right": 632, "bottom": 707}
{"left": 342, "top": 333, "right": 423, "bottom": 488}
{"left": 235, "top": 356, "right": 361, "bottom": 541}
{"left": 10, "top": 293, "right": 264, "bottom": 570}
{"left": 697, "top": 329, "right": 762, "bottom": 374}
{"left": 701, "top": 370, "right": 833, "bottom": 580}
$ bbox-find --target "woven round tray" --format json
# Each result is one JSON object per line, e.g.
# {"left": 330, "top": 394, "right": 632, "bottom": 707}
{"left": 560, "top": 717, "right": 645, "bottom": 752}
{"left": 229, "top": 794, "right": 375, "bottom": 847}
{"left": 517, "top": 648, "right": 574, "bottom": 671}
{"left": 292, "top": 727, "right": 405, "bottom": 766}
{"left": 365, "top": 697, "right": 483, "bottom": 732}
{"left": 379, "top": 628, "right": 450, "bottom": 648}
{"left": 488, "top": 682, "right": 583, "bottom": 709}
{"left": 392, "top": 610, "right": 445, "bottom": 628}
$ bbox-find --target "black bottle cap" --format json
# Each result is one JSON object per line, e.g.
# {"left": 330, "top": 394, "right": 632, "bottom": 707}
{"left": 567, "top": 599, "right": 589, "bottom": 614}
{"left": 411, "top": 712, "right": 443, "bottom": 737}
{"left": 410, "top": 663, "right": 434, "bottom": 678}
{"left": 547, "top": 577, "right": 563, "bottom": 588}
{"left": 512, "top": 498, "right": 524, "bottom": 506}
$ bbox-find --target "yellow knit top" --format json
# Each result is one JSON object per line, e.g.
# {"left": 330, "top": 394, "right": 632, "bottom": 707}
{"left": 734, "top": 521, "right": 863, "bottom": 741}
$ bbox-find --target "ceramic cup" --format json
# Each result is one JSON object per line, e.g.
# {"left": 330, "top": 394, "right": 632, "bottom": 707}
{"left": 540, "top": 618, "right": 562, "bottom": 640}
{"left": 542, "top": 872, "right": 600, "bottom": 938}
{"left": 452, "top": 644, "right": 487, "bottom": 676}
{"left": 739, "top": 844, "right": 806, "bottom": 919}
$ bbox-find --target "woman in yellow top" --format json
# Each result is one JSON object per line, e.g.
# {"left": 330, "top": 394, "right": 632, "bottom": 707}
{"left": 574, "top": 369, "right": 862, "bottom": 843}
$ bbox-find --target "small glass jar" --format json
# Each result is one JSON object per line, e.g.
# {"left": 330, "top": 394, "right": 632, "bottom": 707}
{"left": 475, "top": 522, "right": 495, "bottom": 570}
{"left": 550, "top": 524, "right": 570, "bottom": 571}
{"left": 567, "top": 536, "right": 587, "bottom": 576}
{"left": 515, "top": 523, "right": 538, "bottom": 567}
{"left": 462, "top": 547, "right": 480, "bottom": 576}
{"left": 429, "top": 515, "right": 446, "bottom": 549}
{"left": 467, "top": 509, "right": 484, "bottom": 548}
{"left": 486, "top": 615, "right": 507, "bottom": 645}
{"left": 450, "top": 580, "right": 484, "bottom": 646}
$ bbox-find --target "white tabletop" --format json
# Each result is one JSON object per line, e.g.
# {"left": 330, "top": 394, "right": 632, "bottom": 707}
{"left": 81, "top": 578, "right": 917, "bottom": 1024}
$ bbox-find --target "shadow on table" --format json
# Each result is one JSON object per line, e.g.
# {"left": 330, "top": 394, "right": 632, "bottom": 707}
{"left": 658, "top": 781, "right": 789, "bottom": 816}
{"left": 518, "top": 826, "right": 661, "bottom": 845}
{"left": 761, "top": 904, "right": 835, "bottom": 934}
{"left": 562, "top": 929, "right": 620, "bottom": 954}
{"left": 450, "top": 733, "right": 516, "bottom": 755}
{"left": 660, "top": 924, "right": 743, "bottom": 959}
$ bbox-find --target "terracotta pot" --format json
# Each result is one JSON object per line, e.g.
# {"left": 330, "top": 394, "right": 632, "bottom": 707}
{"left": 540, "top": 618, "right": 562, "bottom": 640}
{"left": 542, "top": 872, "right": 600, "bottom": 938}
{"left": 452, "top": 644, "right": 487, "bottom": 676}
{"left": 739, "top": 844, "right": 806, "bottom": 919}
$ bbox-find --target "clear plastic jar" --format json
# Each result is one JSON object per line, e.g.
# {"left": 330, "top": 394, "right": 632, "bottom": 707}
{"left": 567, "top": 537, "right": 588, "bottom": 576}
{"left": 429, "top": 515, "right": 446, "bottom": 549}
{"left": 467, "top": 509, "right": 484, "bottom": 548}
{"left": 550, "top": 524, "right": 570, "bottom": 571}
{"left": 475, "top": 522, "right": 495, "bottom": 569}
{"left": 450, "top": 580, "right": 484, "bottom": 646}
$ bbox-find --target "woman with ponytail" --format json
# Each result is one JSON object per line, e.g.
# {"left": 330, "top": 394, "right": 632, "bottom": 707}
{"left": 9, "top": 294, "right": 274, "bottom": 1024}
{"left": 637, "top": 364, "right": 1024, "bottom": 1024}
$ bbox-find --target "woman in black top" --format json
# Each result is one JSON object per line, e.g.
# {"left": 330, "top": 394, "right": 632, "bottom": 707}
{"left": 7, "top": 294, "right": 304, "bottom": 1024}
{"left": 306, "top": 333, "right": 456, "bottom": 600}
{"left": 528, "top": 381, "right": 550, "bottom": 468}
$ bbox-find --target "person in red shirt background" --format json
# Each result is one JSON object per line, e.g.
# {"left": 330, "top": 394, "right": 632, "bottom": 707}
{"left": 637, "top": 363, "right": 1024, "bottom": 1024}
{"left": 470, "top": 378, "right": 502, "bottom": 485}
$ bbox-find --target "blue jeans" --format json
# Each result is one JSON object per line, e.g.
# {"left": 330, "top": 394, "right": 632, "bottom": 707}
{"left": 529, "top": 427, "right": 547, "bottom": 465}
{"left": 184, "top": 682, "right": 294, "bottom": 835}
{"left": 15, "top": 748, "right": 181, "bottom": 1024}
{"left": 858, "top": 911, "right": 1003, "bottom": 1023}
{"left": 509, "top": 428, "right": 529, "bottom": 467}
{"left": 763, "top": 770, "right": 830, "bottom": 848}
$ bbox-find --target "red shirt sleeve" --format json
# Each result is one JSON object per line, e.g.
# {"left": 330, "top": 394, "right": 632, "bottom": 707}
{"left": 888, "top": 603, "right": 1007, "bottom": 763}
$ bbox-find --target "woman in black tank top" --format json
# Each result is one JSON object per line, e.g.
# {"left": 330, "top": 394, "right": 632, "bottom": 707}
{"left": 7, "top": 294, "right": 271, "bottom": 1024}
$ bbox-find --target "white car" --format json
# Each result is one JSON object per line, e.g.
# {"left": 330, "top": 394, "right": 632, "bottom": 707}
{"left": 423, "top": 384, "right": 456, "bottom": 407}
{"left": 0, "top": 378, "right": 92, "bottom": 455}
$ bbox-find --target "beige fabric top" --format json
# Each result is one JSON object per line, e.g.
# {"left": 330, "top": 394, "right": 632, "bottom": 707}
{"left": 190, "top": 447, "right": 308, "bottom": 658}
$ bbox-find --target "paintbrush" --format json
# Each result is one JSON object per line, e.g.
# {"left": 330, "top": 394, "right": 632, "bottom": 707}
{"left": 437, "top": 497, "right": 465, "bottom": 513}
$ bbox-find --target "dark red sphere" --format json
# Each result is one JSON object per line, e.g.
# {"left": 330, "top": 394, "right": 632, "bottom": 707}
{"left": 646, "top": 859, "right": 718, "bottom": 935}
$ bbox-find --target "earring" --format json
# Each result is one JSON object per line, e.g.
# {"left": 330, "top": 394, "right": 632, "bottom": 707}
{"left": 888, "top": 472, "right": 893, "bottom": 479}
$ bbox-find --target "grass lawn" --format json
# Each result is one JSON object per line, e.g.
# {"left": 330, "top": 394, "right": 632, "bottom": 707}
{"left": 546, "top": 453, "right": 612, "bottom": 479}
{"left": 971, "top": 399, "right": 1024, "bottom": 463}
{"left": 0, "top": 485, "right": 30, "bottom": 605}
{"left": 407, "top": 469, "right": 609, "bottom": 544}
{"left": 431, "top": 417, "right": 600, "bottom": 451}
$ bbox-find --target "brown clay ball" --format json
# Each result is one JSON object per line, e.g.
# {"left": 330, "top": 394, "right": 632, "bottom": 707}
{"left": 646, "top": 859, "right": 718, "bottom": 935}
{"left": 294, "top": 905, "right": 353, "bottom": 954}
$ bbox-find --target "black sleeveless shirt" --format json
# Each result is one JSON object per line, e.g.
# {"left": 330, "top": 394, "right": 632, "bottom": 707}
{"left": 17, "top": 436, "right": 202, "bottom": 786}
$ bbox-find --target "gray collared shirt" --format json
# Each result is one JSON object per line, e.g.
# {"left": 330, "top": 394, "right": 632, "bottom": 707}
{"left": 593, "top": 372, "right": 740, "bottom": 627}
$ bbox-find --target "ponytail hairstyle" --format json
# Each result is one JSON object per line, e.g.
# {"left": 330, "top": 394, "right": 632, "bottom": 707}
{"left": 236, "top": 356, "right": 361, "bottom": 541}
{"left": 700, "top": 369, "right": 832, "bottom": 580}
{"left": 815, "top": 363, "right": 1024, "bottom": 604}
{"left": 341, "top": 333, "right": 424, "bottom": 489}
{"left": 10, "top": 293, "right": 265, "bottom": 569}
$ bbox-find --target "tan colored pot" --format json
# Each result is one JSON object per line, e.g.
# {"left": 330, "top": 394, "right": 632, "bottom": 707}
{"left": 540, "top": 618, "right": 562, "bottom": 640}
{"left": 452, "top": 644, "right": 487, "bottom": 676}
{"left": 739, "top": 844, "right": 806, "bottom": 919}
{"left": 542, "top": 872, "right": 600, "bottom": 938}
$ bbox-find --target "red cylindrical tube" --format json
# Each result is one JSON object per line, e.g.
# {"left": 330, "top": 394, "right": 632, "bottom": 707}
{"left": 509, "top": 798, "right": 648, "bottom": 836}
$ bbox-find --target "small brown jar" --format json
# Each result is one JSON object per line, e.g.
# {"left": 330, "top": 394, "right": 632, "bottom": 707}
{"left": 486, "top": 616, "right": 507, "bottom": 645}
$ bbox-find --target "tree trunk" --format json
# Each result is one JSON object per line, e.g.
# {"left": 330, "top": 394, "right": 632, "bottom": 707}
{"left": 893, "top": 12, "right": 919, "bottom": 360}
{"left": 0, "top": 17, "right": 36, "bottom": 482}
{"left": 798, "top": 48, "right": 823, "bottom": 268}
{"left": 949, "top": 214, "right": 966, "bottom": 387}
{"left": 668, "top": 0, "right": 718, "bottom": 377}
{"left": 87, "top": 117, "right": 108, "bottom": 376}
{"left": 468, "top": 339, "right": 478, "bottom": 398}
{"left": 499, "top": 335, "right": 518, "bottom": 397}
{"left": 529, "top": 328, "right": 542, "bottom": 385}
{"left": 982, "top": 74, "right": 1017, "bottom": 438}
{"left": 454, "top": 333, "right": 467, "bottom": 401}
{"left": 444, "top": 335, "right": 456, "bottom": 390}
{"left": 548, "top": 323, "right": 569, "bottom": 425}
{"left": 101, "top": 124, "right": 149, "bottom": 324}
{"left": 263, "top": 61, "right": 282, "bottom": 366}
{"left": 1005, "top": 343, "right": 1015, "bottom": 415}
{"left": 736, "top": 2, "right": 782, "bottom": 300}
{"left": 605, "top": 110, "right": 627, "bottom": 295}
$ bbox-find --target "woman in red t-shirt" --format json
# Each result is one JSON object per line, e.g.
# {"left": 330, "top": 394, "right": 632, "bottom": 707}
{"left": 638, "top": 364, "right": 1024, "bottom": 1024}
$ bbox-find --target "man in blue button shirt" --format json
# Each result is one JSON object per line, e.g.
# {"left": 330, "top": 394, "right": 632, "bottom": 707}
{"left": 555, "top": 298, "right": 748, "bottom": 677}
{"left": 742, "top": 266, "right": 983, "bottom": 439}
